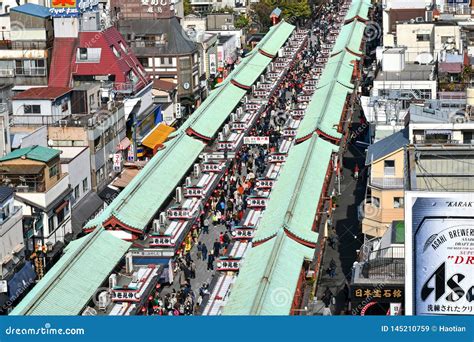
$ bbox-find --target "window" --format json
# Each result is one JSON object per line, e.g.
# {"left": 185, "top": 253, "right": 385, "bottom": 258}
{"left": 119, "top": 41, "right": 127, "bottom": 53}
{"left": 416, "top": 34, "right": 430, "bottom": 42}
{"left": 61, "top": 99, "right": 68, "bottom": 112}
{"left": 441, "top": 36, "right": 452, "bottom": 44}
{"left": 96, "top": 167, "right": 104, "bottom": 183}
{"left": 138, "top": 57, "right": 149, "bottom": 68}
{"left": 24, "top": 104, "right": 41, "bottom": 114}
{"left": 393, "top": 197, "right": 404, "bottom": 208}
{"left": 49, "top": 164, "right": 59, "bottom": 178}
{"left": 463, "top": 131, "right": 474, "bottom": 144}
{"left": 372, "top": 196, "right": 380, "bottom": 208}
{"left": 94, "top": 136, "right": 102, "bottom": 152}
{"left": 15, "top": 59, "right": 46, "bottom": 76}
{"left": 48, "top": 216, "right": 55, "bottom": 231}
{"left": 56, "top": 206, "right": 66, "bottom": 225}
{"left": 129, "top": 70, "right": 139, "bottom": 84}
{"left": 111, "top": 45, "right": 121, "bottom": 58}
{"left": 76, "top": 48, "right": 101, "bottom": 62}
{"left": 82, "top": 178, "right": 89, "bottom": 192}
{"left": 384, "top": 160, "right": 395, "bottom": 176}
{"left": 74, "top": 185, "right": 80, "bottom": 200}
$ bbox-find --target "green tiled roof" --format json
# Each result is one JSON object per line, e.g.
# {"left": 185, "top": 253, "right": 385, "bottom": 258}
{"left": 257, "top": 21, "right": 295, "bottom": 56}
{"left": 85, "top": 133, "right": 205, "bottom": 231}
{"left": 344, "top": 0, "right": 372, "bottom": 21}
{"left": 222, "top": 232, "right": 314, "bottom": 315}
{"left": 332, "top": 20, "right": 367, "bottom": 56}
{"left": 11, "top": 228, "right": 130, "bottom": 315}
{"left": 232, "top": 52, "right": 273, "bottom": 87}
{"left": 254, "top": 135, "right": 338, "bottom": 245}
{"left": 0, "top": 145, "right": 60, "bottom": 163}
{"left": 188, "top": 83, "right": 247, "bottom": 138}
{"left": 317, "top": 51, "right": 357, "bottom": 89}
{"left": 296, "top": 81, "right": 353, "bottom": 141}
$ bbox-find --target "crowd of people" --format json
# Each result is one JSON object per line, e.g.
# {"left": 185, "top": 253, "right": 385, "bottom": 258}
{"left": 147, "top": 0, "right": 346, "bottom": 316}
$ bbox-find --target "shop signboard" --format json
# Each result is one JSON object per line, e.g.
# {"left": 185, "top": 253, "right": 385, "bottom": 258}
{"left": 244, "top": 136, "right": 269, "bottom": 145}
{"left": 111, "top": 289, "right": 140, "bottom": 302}
{"left": 113, "top": 153, "right": 122, "bottom": 173}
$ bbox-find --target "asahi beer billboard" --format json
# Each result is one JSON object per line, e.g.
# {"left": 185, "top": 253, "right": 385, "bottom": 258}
{"left": 405, "top": 192, "right": 474, "bottom": 315}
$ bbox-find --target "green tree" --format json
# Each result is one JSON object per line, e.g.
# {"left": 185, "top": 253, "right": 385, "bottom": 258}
{"left": 250, "top": 2, "right": 272, "bottom": 32}
{"left": 184, "top": 0, "right": 192, "bottom": 16}
{"left": 235, "top": 14, "right": 250, "bottom": 29}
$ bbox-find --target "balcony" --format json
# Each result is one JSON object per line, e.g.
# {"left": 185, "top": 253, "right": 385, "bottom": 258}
{"left": 15, "top": 174, "right": 70, "bottom": 209}
{"left": 15, "top": 67, "right": 47, "bottom": 77}
{"left": 353, "top": 246, "right": 405, "bottom": 282}
{"left": 370, "top": 177, "right": 404, "bottom": 189}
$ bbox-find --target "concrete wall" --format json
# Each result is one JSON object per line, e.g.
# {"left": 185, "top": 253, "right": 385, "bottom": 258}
{"left": 59, "top": 146, "right": 91, "bottom": 208}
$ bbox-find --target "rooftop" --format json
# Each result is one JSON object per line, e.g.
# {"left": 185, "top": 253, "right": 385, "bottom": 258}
{"left": 406, "top": 145, "right": 474, "bottom": 191}
{"left": 407, "top": 102, "right": 459, "bottom": 123}
{"left": 365, "top": 128, "right": 409, "bottom": 165}
{"left": 12, "top": 87, "right": 71, "bottom": 101}
{"left": 375, "top": 63, "right": 435, "bottom": 82}
{"left": 11, "top": 3, "right": 51, "bottom": 19}
{"left": 0, "top": 187, "right": 14, "bottom": 203}
{"left": 118, "top": 17, "right": 197, "bottom": 56}
{"left": 0, "top": 145, "right": 61, "bottom": 163}
{"left": 10, "top": 228, "right": 131, "bottom": 315}
{"left": 152, "top": 79, "right": 178, "bottom": 92}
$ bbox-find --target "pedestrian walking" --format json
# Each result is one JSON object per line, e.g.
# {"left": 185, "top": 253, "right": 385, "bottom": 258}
{"left": 207, "top": 253, "right": 215, "bottom": 271}
{"left": 203, "top": 218, "right": 209, "bottom": 234}
{"left": 213, "top": 239, "right": 221, "bottom": 257}
{"left": 197, "top": 241, "right": 202, "bottom": 260}
{"left": 202, "top": 243, "right": 208, "bottom": 261}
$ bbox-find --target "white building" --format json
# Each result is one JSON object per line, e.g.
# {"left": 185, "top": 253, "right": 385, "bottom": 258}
{"left": 57, "top": 146, "right": 91, "bottom": 208}
{"left": 392, "top": 22, "right": 461, "bottom": 62}
{"left": 11, "top": 87, "right": 72, "bottom": 126}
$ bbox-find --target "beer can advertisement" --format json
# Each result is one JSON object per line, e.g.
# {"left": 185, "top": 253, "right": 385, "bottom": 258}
{"left": 406, "top": 193, "right": 474, "bottom": 315}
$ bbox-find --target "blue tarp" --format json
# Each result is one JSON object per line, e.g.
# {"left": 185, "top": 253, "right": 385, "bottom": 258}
{"left": 8, "top": 261, "right": 36, "bottom": 301}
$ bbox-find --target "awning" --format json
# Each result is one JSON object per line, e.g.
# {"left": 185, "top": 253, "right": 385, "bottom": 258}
{"left": 55, "top": 200, "right": 69, "bottom": 214}
{"left": 439, "top": 62, "right": 462, "bottom": 74}
{"left": 8, "top": 261, "right": 36, "bottom": 300}
{"left": 111, "top": 168, "right": 140, "bottom": 188}
{"left": 11, "top": 133, "right": 28, "bottom": 149}
{"left": 117, "top": 137, "right": 131, "bottom": 151}
{"left": 71, "top": 192, "right": 104, "bottom": 233}
{"left": 141, "top": 123, "right": 176, "bottom": 150}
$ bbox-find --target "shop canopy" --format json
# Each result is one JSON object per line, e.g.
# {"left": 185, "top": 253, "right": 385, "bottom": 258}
{"left": 231, "top": 52, "right": 273, "bottom": 88}
{"left": 344, "top": 0, "right": 372, "bottom": 22}
{"left": 11, "top": 228, "right": 130, "bottom": 315}
{"left": 296, "top": 81, "right": 352, "bottom": 142}
{"left": 141, "top": 123, "right": 176, "bottom": 150}
{"left": 84, "top": 133, "right": 205, "bottom": 232}
{"left": 318, "top": 51, "right": 357, "bottom": 89}
{"left": 187, "top": 83, "right": 247, "bottom": 139}
{"left": 253, "top": 136, "right": 338, "bottom": 245}
{"left": 332, "top": 19, "right": 367, "bottom": 56}
{"left": 222, "top": 232, "right": 314, "bottom": 315}
{"left": 257, "top": 21, "right": 295, "bottom": 57}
